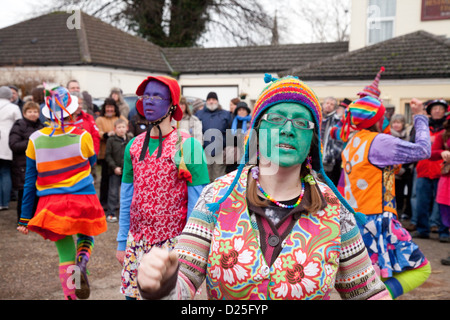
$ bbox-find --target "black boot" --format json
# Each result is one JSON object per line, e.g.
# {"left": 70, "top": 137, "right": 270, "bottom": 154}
{"left": 441, "top": 256, "right": 450, "bottom": 266}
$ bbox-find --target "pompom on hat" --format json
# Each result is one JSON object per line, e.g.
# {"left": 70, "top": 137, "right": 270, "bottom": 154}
{"left": 135, "top": 75, "right": 183, "bottom": 121}
{"left": 206, "top": 74, "right": 366, "bottom": 225}
{"left": 357, "top": 66, "right": 385, "bottom": 100}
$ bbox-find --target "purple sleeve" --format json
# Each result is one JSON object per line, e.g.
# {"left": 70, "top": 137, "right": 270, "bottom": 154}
{"left": 369, "top": 115, "right": 431, "bottom": 167}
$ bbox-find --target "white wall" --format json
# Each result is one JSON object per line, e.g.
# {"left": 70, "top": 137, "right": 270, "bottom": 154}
{"left": 0, "top": 65, "right": 162, "bottom": 98}
{"left": 178, "top": 73, "right": 269, "bottom": 110}
{"left": 350, "top": 0, "right": 450, "bottom": 51}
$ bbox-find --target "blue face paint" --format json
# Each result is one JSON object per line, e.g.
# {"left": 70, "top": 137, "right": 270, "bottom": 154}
{"left": 142, "top": 80, "right": 172, "bottom": 122}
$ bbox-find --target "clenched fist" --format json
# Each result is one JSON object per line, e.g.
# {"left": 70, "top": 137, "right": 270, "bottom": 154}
{"left": 137, "top": 247, "right": 179, "bottom": 294}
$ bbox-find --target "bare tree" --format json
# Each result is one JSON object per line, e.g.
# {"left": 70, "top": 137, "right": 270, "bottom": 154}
{"left": 291, "top": 0, "right": 351, "bottom": 43}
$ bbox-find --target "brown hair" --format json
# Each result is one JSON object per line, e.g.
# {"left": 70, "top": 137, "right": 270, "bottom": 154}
{"left": 22, "top": 101, "right": 40, "bottom": 114}
{"left": 180, "top": 96, "right": 192, "bottom": 116}
{"left": 231, "top": 98, "right": 240, "bottom": 105}
{"left": 246, "top": 130, "right": 323, "bottom": 214}
{"left": 114, "top": 118, "right": 128, "bottom": 127}
{"left": 31, "top": 87, "right": 45, "bottom": 104}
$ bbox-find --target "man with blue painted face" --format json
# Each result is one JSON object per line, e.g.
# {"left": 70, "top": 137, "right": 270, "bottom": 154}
{"left": 115, "top": 76, "right": 209, "bottom": 300}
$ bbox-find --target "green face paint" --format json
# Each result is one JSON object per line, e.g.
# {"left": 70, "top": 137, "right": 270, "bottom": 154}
{"left": 258, "top": 103, "right": 314, "bottom": 167}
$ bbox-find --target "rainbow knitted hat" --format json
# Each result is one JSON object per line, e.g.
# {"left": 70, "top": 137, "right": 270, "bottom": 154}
{"left": 340, "top": 96, "right": 386, "bottom": 142}
{"left": 357, "top": 66, "right": 385, "bottom": 100}
{"left": 206, "top": 74, "right": 366, "bottom": 224}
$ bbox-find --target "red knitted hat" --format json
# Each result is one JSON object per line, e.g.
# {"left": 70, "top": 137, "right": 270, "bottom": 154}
{"left": 135, "top": 75, "right": 182, "bottom": 121}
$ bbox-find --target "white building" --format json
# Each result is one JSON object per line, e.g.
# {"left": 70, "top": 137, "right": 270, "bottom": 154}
{"left": 350, "top": 0, "right": 450, "bottom": 51}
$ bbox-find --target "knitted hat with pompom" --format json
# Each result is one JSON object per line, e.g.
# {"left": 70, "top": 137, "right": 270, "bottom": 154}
{"left": 206, "top": 74, "right": 366, "bottom": 225}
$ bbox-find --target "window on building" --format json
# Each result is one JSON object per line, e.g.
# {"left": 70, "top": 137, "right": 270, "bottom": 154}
{"left": 367, "top": 0, "right": 397, "bottom": 45}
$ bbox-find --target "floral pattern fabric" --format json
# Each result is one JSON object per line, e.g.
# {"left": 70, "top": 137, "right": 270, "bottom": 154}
{"left": 121, "top": 232, "right": 178, "bottom": 299}
{"left": 206, "top": 167, "right": 341, "bottom": 300}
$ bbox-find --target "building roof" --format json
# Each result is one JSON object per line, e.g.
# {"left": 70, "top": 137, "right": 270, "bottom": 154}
{"left": 0, "top": 11, "right": 349, "bottom": 75}
{"left": 0, "top": 11, "right": 171, "bottom": 73}
{"left": 2, "top": 13, "right": 448, "bottom": 81}
{"left": 162, "top": 42, "right": 349, "bottom": 74}
{"left": 281, "top": 31, "right": 450, "bottom": 80}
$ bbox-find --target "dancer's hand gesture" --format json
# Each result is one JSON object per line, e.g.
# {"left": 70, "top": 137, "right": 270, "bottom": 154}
{"left": 137, "top": 247, "right": 179, "bottom": 294}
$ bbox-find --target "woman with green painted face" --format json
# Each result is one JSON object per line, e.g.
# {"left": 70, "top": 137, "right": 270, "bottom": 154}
{"left": 136, "top": 75, "right": 391, "bottom": 300}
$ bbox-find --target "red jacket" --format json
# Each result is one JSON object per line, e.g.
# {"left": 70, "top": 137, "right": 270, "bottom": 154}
{"left": 416, "top": 128, "right": 443, "bottom": 179}
{"left": 73, "top": 111, "right": 100, "bottom": 156}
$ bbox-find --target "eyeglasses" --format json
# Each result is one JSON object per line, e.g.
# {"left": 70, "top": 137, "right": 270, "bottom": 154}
{"left": 261, "top": 113, "right": 315, "bottom": 130}
{"left": 138, "top": 95, "right": 171, "bottom": 103}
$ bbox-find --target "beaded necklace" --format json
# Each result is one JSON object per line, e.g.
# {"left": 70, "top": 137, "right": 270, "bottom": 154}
{"left": 252, "top": 166, "right": 305, "bottom": 209}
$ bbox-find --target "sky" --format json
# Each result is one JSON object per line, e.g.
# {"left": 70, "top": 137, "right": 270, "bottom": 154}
{"left": 0, "top": 0, "right": 350, "bottom": 47}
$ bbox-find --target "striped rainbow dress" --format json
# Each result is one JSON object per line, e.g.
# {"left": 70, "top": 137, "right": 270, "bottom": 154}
{"left": 19, "top": 126, "right": 107, "bottom": 241}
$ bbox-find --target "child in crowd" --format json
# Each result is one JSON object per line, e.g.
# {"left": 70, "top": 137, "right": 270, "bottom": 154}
{"left": 105, "top": 119, "right": 130, "bottom": 222}
{"left": 9, "top": 101, "right": 44, "bottom": 222}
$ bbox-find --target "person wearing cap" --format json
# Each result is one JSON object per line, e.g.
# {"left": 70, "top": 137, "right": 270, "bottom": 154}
{"left": 225, "top": 101, "right": 251, "bottom": 173}
{"left": 115, "top": 76, "right": 209, "bottom": 300}
{"left": 409, "top": 99, "right": 449, "bottom": 243}
{"left": 340, "top": 96, "right": 432, "bottom": 299}
{"left": 321, "top": 96, "right": 345, "bottom": 186}
{"left": 17, "top": 85, "right": 107, "bottom": 300}
{"left": 135, "top": 75, "right": 390, "bottom": 300}
{"left": 195, "top": 91, "right": 233, "bottom": 181}
{"left": 0, "top": 86, "right": 22, "bottom": 210}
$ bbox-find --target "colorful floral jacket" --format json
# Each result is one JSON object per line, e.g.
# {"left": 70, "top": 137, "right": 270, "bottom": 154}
{"left": 140, "top": 167, "right": 390, "bottom": 300}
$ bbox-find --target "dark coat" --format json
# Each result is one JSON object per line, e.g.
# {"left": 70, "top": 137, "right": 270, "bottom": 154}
{"left": 8, "top": 118, "right": 44, "bottom": 189}
{"left": 195, "top": 107, "right": 232, "bottom": 156}
{"left": 105, "top": 134, "right": 131, "bottom": 175}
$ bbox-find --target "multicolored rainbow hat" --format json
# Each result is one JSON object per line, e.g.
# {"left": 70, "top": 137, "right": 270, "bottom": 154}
{"left": 206, "top": 74, "right": 366, "bottom": 224}
{"left": 339, "top": 96, "right": 386, "bottom": 142}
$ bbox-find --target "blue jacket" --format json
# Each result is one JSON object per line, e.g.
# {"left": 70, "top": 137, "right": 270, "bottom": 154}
{"left": 195, "top": 107, "right": 232, "bottom": 156}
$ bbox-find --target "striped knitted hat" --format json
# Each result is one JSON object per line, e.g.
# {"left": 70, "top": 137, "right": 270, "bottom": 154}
{"left": 357, "top": 66, "right": 385, "bottom": 100}
{"left": 247, "top": 74, "right": 323, "bottom": 171}
{"left": 340, "top": 96, "right": 386, "bottom": 142}
{"left": 207, "top": 74, "right": 366, "bottom": 224}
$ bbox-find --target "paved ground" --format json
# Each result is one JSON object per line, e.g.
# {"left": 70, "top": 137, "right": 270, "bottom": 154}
{"left": 1, "top": 199, "right": 449, "bottom": 300}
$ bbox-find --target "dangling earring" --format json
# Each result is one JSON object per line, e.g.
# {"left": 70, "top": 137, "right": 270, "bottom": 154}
{"left": 304, "top": 156, "right": 316, "bottom": 185}
{"left": 305, "top": 156, "right": 312, "bottom": 171}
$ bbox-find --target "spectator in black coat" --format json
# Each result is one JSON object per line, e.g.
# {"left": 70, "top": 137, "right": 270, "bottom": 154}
{"left": 9, "top": 101, "right": 44, "bottom": 221}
